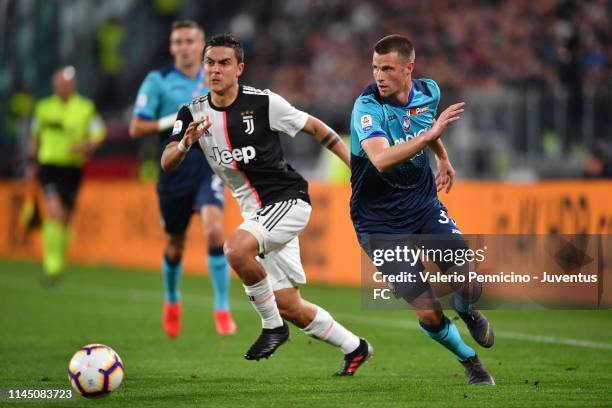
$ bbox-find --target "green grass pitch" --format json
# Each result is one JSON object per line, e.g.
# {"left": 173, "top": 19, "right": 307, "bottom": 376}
{"left": 1, "top": 258, "right": 610, "bottom": 407}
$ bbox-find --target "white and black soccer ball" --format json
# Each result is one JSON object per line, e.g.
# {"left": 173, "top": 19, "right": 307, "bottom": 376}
{"left": 67, "top": 344, "right": 124, "bottom": 398}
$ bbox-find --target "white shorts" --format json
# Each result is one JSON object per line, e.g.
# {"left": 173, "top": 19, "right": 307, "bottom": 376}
{"left": 239, "top": 198, "right": 311, "bottom": 291}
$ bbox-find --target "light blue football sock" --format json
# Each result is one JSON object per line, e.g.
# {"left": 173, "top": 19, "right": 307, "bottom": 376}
{"left": 163, "top": 255, "right": 182, "bottom": 304}
{"left": 420, "top": 316, "right": 476, "bottom": 361}
{"left": 208, "top": 247, "right": 230, "bottom": 311}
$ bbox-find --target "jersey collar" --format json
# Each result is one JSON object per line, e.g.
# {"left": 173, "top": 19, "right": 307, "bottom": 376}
{"left": 208, "top": 85, "right": 243, "bottom": 111}
{"left": 53, "top": 93, "right": 77, "bottom": 105}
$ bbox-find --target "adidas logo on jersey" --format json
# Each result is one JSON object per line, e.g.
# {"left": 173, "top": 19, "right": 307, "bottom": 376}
{"left": 210, "top": 146, "right": 257, "bottom": 165}
{"left": 242, "top": 86, "right": 267, "bottom": 95}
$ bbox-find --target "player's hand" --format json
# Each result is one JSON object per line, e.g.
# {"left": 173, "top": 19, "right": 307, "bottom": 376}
{"left": 435, "top": 158, "right": 456, "bottom": 193}
{"left": 426, "top": 102, "right": 465, "bottom": 142}
{"left": 182, "top": 116, "right": 212, "bottom": 147}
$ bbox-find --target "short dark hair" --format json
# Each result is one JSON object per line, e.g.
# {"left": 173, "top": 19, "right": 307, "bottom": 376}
{"left": 374, "top": 35, "right": 415, "bottom": 62}
{"left": 204, "top": 33, "right": 244, "bottom": 64}
{"left": 171, "top": 20, "right": 204, "bottom": 38}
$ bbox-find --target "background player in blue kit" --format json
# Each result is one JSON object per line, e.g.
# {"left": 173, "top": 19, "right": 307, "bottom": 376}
{"left": 129, "top": 20, "right": 236, "bottom": 338}
{"left": 350, "top": 35, "right": 495, "bottom": 385}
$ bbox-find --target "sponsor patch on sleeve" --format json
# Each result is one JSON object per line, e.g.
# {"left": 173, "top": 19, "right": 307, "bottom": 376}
{"left": 361, "top": 114, "right": 373, "bottom": 132}
{"left": 172, "top": 120, "right": 183, "bottom": 135}
{"left": 136, "top": 93, "right": 147, "bottom": 108}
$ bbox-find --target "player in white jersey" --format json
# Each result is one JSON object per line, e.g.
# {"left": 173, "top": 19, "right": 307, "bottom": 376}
{"left": 129, "top": 21, "right": 236, "bottom": 338}
{"left": 161, "top": 34, "right": 372, "bottom": 376}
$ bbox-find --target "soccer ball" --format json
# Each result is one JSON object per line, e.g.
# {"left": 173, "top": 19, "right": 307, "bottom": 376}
{"left": 67, "top": 344, "right": 124, "bottom": 398}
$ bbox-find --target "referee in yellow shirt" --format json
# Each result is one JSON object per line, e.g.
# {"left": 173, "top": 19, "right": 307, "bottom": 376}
{"left": 27, "top": 66, "right": 106, "bottom": 285}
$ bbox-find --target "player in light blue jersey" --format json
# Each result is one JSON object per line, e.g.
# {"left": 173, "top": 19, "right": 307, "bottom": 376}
{"left": 350, "top": 35, "right": 495, "bottom": 385}
{"left": 129, "top": 20, "right": 236, "bottom": 338}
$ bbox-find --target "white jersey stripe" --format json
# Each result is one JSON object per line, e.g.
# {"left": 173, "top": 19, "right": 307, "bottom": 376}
{"left": 222, "top": 111, "right": 262, "bottom": 208}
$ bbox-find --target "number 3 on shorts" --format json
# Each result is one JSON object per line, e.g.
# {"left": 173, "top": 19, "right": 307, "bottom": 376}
{"left": 438, "top": 210, "right": 455, "bottom": 225}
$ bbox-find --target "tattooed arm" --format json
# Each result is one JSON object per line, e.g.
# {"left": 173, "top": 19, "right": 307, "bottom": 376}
{"left": 301, "top": 116, "right": 349, "bottom": 167}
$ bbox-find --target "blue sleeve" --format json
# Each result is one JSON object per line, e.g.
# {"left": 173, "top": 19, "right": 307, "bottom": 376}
{"left": 351, "top": 97, "right": 387, "bottom": 144}
{"left": 168, "top": 105, "right": 194, "bottom": 144}
{"left": 133, "top": 71, "right": 161, "bottom": 120}
{"left": 422, "top": 78, "right": 441, "bottom": 116}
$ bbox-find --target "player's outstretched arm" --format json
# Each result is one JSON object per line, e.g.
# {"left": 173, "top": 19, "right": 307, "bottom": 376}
{"left": 129, "top": 114, "right": 177, "bottom": 138}
{"left": 161, "top": 118, "right": 210, "bottom": 172}
{"left": 362, "top": 102, "right": 464, "bottom": 173}
{"left": 301, "top": 116, "right": 350, "bottom": 167}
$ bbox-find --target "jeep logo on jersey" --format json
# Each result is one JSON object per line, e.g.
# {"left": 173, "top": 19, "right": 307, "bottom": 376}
{"left": 241, "top": 110, "right": 255, "bottom": 134}
{"left": 211, "top": 146, "right": 256, "bottom": 164}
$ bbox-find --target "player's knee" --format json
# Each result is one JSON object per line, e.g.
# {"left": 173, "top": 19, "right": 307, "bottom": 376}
{"left": 205, "top": 226, "right": 225, "bottom": 248}
{"left": 223, "top": 231, "right": 258, "bottom": 268}
{"left": 201, "top": 206, "right": 224, "bottom": 246}
{"left": 166, "top": 235, "right": 186, "bottom": 262}
{"left": 45, "top": 196, "right": 65, "bottom": 220}
{"left": 223, "top": 239, "right": 248, "bottom": 269}
{"left": 165, "top": 248, "right": 182, "bottom": 263}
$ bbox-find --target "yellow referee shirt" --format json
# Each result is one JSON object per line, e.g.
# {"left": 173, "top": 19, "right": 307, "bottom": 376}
{"left": 32, "top": 94, "right": 105, "bottom": 167}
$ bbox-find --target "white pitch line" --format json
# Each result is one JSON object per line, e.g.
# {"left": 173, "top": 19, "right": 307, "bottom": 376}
{"left": 1, "top": 274, "right": 612, "bottom": 351}
{"left": 490, "top": 331, "right": 612, "bottom": 351}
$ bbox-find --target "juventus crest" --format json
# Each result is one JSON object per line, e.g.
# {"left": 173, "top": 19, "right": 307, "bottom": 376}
{"left": 241, "top": 110, "right": 255, "bottom": 134}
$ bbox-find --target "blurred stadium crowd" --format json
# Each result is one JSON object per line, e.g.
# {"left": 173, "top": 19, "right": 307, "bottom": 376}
{"left": 1, "top": 0, "right": 611, "bottom": 180}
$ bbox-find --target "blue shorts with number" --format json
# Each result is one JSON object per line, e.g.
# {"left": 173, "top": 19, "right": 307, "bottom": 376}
{"left": 357, "top": 202, "right": 469, "bottom": 303}
{"left": 417, "top": 202, "right": 462, "bottom": 235}
{"left": 159, "top": 174, "right": 225, "bottom": 235}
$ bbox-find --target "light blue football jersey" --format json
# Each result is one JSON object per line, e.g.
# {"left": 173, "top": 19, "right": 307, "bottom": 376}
{"left": 133, "top": 64, "right": 207, "bottom": 119}
{"left": 133, "top": 65, "right": 211, "bottom": 197}
{"left": 349, "top": 79, "right": 442, "bottom": 234}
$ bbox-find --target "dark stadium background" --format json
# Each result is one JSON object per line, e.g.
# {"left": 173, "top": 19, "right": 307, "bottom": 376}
{"left": 1, "top": 0, "right": 611, "bottom": 181}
